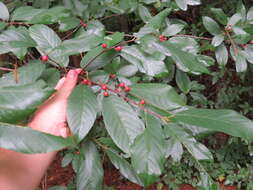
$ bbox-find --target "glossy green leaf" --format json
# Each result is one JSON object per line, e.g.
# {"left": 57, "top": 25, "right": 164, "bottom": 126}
{"left": 247, "top": 7, "right": 253, "bottom": 21}
{"left": 212, "top": 34, "right": 224, "bottom": 47}
{"left": 77, "top": 141, "right": 103, "bottom": 190}
{"left": 0, "top": 80, "right": 54, "bottom": 123}
{"left": 0, "top": 28, "right": 36, "bottom": 58}
{"left": 103, "top": 32, "right": 124, "bottom": 47}
{"left": 0, "top": 122, "right": 74, "bottom": 153}
{"left": 165, "top": 41, "right": 209, "bottom": 73}
{"left": 215, "top": 43, "right": 228, "bottom": 66}
{"left": 176, "top": 70, "right": 191, "bottom": 94}
{"left": 131, "top": 114, "right": 165, "bottom": 187}
{"left": 165, "top": 123, "right": 213, "bottom": 161}
{"left": 55, "top": 35, "right": 103, "bottom": 56}
{"left": 138, "top": 4, "right": 152, "bottom": 23}
{"left": 0, "top": 62, "right": 46, "bottom": 88}
{"left": 102, "top": 95, "right": 145, "bottom": 153}
{"left": 162, "top": 24, "right": 184, "bottom": 36}
{"left": 81, "top": 46, "right": 117, "bottom": 70}
{"left": 29, "top": 24, "right": 69, "bottom": 67}
{"left": 227, "top": 13, "right": 242, "bottom": 26}
{"left": 130, "top": 83, "right": 185, "bottom": 110}
{"left": 135, "top": 8, "right": 171, "bottom": 38}
{"left": 175, "top": 0, "right": 187, "bottom": 10}
{"left": 210, "top": 8, "right": 228, "bottom": 25}
{"left": 58, "top": 17, "right": 80, "bottom": 32}
{"left": 202, "top": 16, "right": 222, "bottom": 35}
{"left": 41, "top": 68, "right": 60, "bottom": 88}
{"left": 165, "top": 135, "right": 183, "bottom": 162}
{"left": 235, "top": 53, "right": 247, "bottom": 72}
{"left": 11, "top": 6, "right": 46, "bottom": 21}
{"left": 67, "top": 85, "right": 98, "bottom": 142}
{"left": 106, "top": 149, "right": 143, "bottom": 186}
{"left": 173, "top": 109, "right": 253, "bottom": 141}
{"left": 0, "top": 2, "right": 9, "bottom": 20}
{"left": 120, "top": 45, "right": 166, "bottom": 76}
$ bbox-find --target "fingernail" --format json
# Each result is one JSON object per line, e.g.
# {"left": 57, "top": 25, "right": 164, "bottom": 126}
{"left": 75, "top": 68, "right": 83, "bottom": 74}
{"left": 67, "top": 70, "right": 77, "bottom": 79}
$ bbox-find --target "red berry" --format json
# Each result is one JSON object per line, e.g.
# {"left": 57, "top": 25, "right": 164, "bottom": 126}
{"left": 104, "top": 91, "right": 109, "bottom": 97}
{"left": 115, "top": 46, "right": 123, "bottom": 52}
{"left": 40, "top": 55, "right": 49, "bottom": 62}
{"left": 101, "top": 84, "right": 107, "bottom": 90}
{"left": 80, "top": 20, "right": 87, "bottom": 27}
{"left": 139, "top": 99, "right": 145, "bottom": 105}
{"left": 119, "top": 82, "right": 125, "bottom": 88}
{"left": 124, "top": 86, "right": 131, "bottom": 92}
{"left": 159, "top": 35, "right": 167, "bottom": 42}
{"left": 101, "top": 43, "right": 107, "bottom": 48}
{"left": 82, "top": 79, "right": 90, "bottom": 85}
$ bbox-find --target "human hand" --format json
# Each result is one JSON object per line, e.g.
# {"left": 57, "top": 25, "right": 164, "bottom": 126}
{"left": 29, "top": 69, "right": 82, "bottom": 137}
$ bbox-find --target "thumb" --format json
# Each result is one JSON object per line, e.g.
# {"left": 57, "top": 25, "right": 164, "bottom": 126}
{"left": 55, "top": 69, "right": 82, "bottom": 100}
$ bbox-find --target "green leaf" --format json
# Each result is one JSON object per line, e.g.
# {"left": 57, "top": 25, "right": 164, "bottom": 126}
{"left": 162, "top": 24, "right": 184, "bottom": 36}
{"left": 173, "top": 109, "right": 253, "bottom": 141}
{"left": 58, "top": 17, "right": 80, "bottom": 32}
{"left": 212, "top": 34, "right": 224, "bottom": 47}
{"left": 0, "top": 2, "right": 9, "bottom": 20}
{"left": 235, "top": 52, "right": 247, "bottom": 72}
{"left": 29, "top": 24, "right": 69, "bottom": 67}
{"left": 227, "top": 13, "right": 242, "bottom": 26}
{"left": 0, "top": 61, "right": 45, "bottom": 88}
{"left": 30, "top": 6, "right": 70, "bottom": 24}
{"left": 175, "top": 0, "right": 187, "bottom": 11}
{"left": 80, "top": 32, "right": 123, "bottom": 69}
{"left": 202, "top": 16, "right": 222, "bottom": 35}
{"left": 131, "top": 114, "right": 165, "bottom": 187}
{"left": 130, "top": 83, "right": 185, "bottom": 110}
{"left": 81, "top": 46, "right": 117, "bottom": 70}
{"left": 165, "top": 41, "right": 209, "bottom": 73}
{"left": 41, "top": 68, "right": 60, "bottom": 88}
{"left": 102, "top": 95, "right": 145, "bottom": 153}
{"left": 77, "top": 141, "right": 103, "bottom": 190}
{"left": 138, "top": 4, "right": 152, "bottom": 23}
{"left": 0, "top": 81, "right": 54, "bottom": 123}
{"left": 0, "top": 122, "right": 74, "bottom": 153}
{"left": 210, "top": 8, "right": 228, "bottom": 25}
{"left": 165, "top": 134, "right": 183, "bottom": 162}
{"left": 106, "top": 149, "right": 143, "bottom": 186}
{"left": 176, "top": 70, "right": 191, "bottom": 94}
{"left": 0, "top": 28, "right": 36, "bottom": 58}
{"left": 165, "top": 123, "right": 213, "bottom": 161}
{"left": 247, "top": 7, "right": 253, "bottom": 21}
{"left": 0, "top": 22, "right": 7, "bottom": 30}
{"left": 11, "top": 6, "right": 46, "bottom": 21}
{"left": 67, "top": 85, "right": 98, "bottom": 142}
{"left": 103, "top": 32, "right": 124, "bottom": 47}
{"left": 29, "top": 24, "right": 61, "bottom": 51}
{"left": 120, "top": 45, "right": 166, "bottom": 76}
{"left": 135, "top": 8, "right": 171, "bottom": 38}
{"left": 55, "top": 35, "right": 103, "bottom": 56}
{"left": 215, "top": 43, "right": 228, "bottom": 66}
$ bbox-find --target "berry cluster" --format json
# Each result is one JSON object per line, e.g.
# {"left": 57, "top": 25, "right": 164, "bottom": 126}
{"left": 81, "top": 77, "right": 145, "bottom": 105}
{"left": 101, "top": 43, "right": 123, "bottom": 52}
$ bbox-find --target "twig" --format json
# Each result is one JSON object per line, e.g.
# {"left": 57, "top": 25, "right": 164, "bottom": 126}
{"left": 62, "top": 25, "right": 81, "bottom": 40}
{"left": 225, "top": 30, "right": 238, "bottom": 56}
{"left": 105, "top": 31, "right": 135, "bottom": 38}
{"left": 172, "top": 34, "right": 212, "bottom": 41}
{"left": 0, "top": 67, "right": 13, "bottom": 71}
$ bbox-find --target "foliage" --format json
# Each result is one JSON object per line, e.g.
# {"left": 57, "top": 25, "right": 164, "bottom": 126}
{"left": 0, "top": 0, "right": 253, "bottom": 189}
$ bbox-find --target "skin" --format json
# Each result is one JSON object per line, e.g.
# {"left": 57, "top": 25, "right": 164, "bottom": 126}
{"left": 0, "top": 69, "right": 82, "bottom": 190}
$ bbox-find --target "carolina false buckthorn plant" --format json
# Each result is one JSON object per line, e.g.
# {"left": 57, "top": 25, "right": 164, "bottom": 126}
{"left": 0, "top": 1, "right": 253, "bottom": 189}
